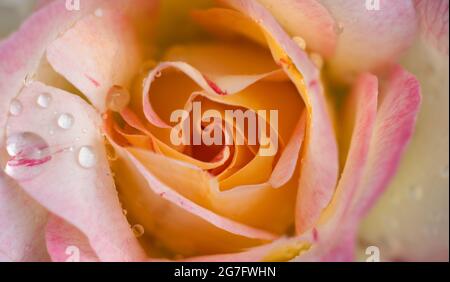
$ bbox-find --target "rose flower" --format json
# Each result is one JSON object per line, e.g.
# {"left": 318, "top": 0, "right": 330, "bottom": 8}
{"left": 1, "top": 0, "right": 446, "bottom": 262}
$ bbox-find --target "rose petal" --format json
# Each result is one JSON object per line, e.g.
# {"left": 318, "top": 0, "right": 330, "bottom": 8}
{"left": 414, "top": 0, "right": 449, "bottom": 55}
{"left": 360, "top": 38, "right": 448, "bottom": 262}
{"left": 182, "top": 237, "right": 311, "bottom": 262}
{"left": 0, "top": 171, "right": 49, "bottom": 262}
{"left": 0, "top": 0, "right": 156, "bottom": 162}
{"left": 46, "top": 215, "right": 99, "bottom": 262}
{"left": 191, "top": 8, "right": 268, "bottom": 46}
{"left": 318, "top": 0, "right": 418, "bottom": 82}
{"left": 256, "top": 0, "right": 338, "bottom": 57}
{"left": 300, "top": 66, "right": 421, "bottom": 261}
{"left": 112, "top": 146, "right": 278, "bottom": 257}
{"left": 225, "top": 0, "right": 339, "bottom": 233}
{"left": 353, "top": 66, "right": 422, "bottom": 216}
{"left": 5, "top": 82, "right": 145, "bottom": 261}
{"left": 299, "top": 73, "right": 379, "bottom": 261}
{"left": 46, "top": 9, "right": 141, "bottom": 111}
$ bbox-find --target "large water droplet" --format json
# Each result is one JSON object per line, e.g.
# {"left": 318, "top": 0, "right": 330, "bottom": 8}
{"left": 77, "top": 146, "right": 97, "bottom": 168}
{"left": 37, "top": 93, "right": 52, "bottom": 109}
{"left": 57, "top": 113, "right": 74, "bottom": 130}
{"left": 106, "top": 85, "right": 130, "bottom": 112}
{"left": 9, "top": 99, "right": 23, "bottom": 116}
{"left": 4, "top": 132, "right": 51, "bottom": 181}
{"left": 132, "top": 224, "right": 144, "bottom": 238}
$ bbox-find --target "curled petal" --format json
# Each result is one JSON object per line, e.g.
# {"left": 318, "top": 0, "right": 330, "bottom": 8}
{"left": 352, "top": 66, "right": 422, "bottom": 216}
{"left": 301, "top": 66, "right": 421, "bottom": 261}
{"left": 223, "top": 0, "right": 339, "bottom": 234}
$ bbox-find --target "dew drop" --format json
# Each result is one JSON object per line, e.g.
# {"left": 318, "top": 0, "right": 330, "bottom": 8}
{"left": 23, "top": 74, "right": 35, "bottom": 86}
{"left": 57, "top": 113, "right": 74, "bottom": 130}
{"left": 293, "top": 36, "right": 306, "bottom": 50}
{"left": 77, "top": 146, "right": 97, "bottom": 168}
{"left": 122, "top": 209, "right": 128, "bottom": 216}
{"left": 132, "top": 224, "right": 144, "bottom": 238}
{"left": 37, "top": 93, "right": 52, "bottom": 108}
{"left": 155, "top": 71, "right": 162, "bottom": 78}
{"left": 4, "top": 132, "right": 51, "bottom": 181}
{"left": 9, "top": 99, "right": 23, "bottom": 116}
{"left": 409, "top": 185, "right": 423, "bottom": 200}
{"left": 106, "top": 85, "right": 130, "bottom": 112}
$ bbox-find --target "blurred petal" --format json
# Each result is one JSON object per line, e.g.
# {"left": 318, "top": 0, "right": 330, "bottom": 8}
{"left": 0, "top": 171, "right": 49, "bottom": 262}
{"left": 300, "top": 73, "right": 378, "bottom": 261}
{"left": 353, "top": 66, "right": 421, "bottom": 216}
{"left": 306, "top": 66, "right": 421, "bottom": 261}
{"left": 256, "top": 0, "right": 338, "bottom": 57}
{"left": 319, "top": 0, "right": 418, "bottom": 82}
{"left": 414, "top": 0, "right": 449, "bottom": 54}
{"left": 192, "top": 8, "right": 268, "bottom": 46}
{"left": 5, "top": 82, "right": 145, "bottom": 261}
{"left": 183, "top": 237, "right": 311, "bottom": 262}
{"left": 46, "top": 215, "right": 99, "bottom": 262}
{"left": 360, "top": 39, "right": 447, "bottom": 262}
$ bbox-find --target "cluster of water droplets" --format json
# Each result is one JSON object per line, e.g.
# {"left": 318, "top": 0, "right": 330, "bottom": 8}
{"left": 4, "top": 91, "right": 99, "bottom": 180}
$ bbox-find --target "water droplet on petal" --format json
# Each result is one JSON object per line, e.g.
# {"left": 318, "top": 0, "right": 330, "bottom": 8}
{"left": 37, "top": 93, "right": 52, "bottom": 108}
{"left": 122, "top": 209, "right": 128, "bottom": 216}
{"left": 4, "top": 132, "right": 51, "bottom": 181}
{"left": 409, "top": 185, "right": 423, "bottom": 201}
{"left": 23, "top": 74, "right": 35, "bottom": 86}
{"left": 9, "top": 99, "right": 23, "bottom": 116}
{"left": 106, "top": 85, "right": 130, "bottom": 112}
{"left": 57, "top": 113, "right": 74, "bottom": 130}
{"left": 132, "top": 224, "right": 144, "bottom": 238}
{"left": 77, "top": 146, "right": 97, "bottom": 168}
{"left": 155, "top": 71, "right": 162, "bottom": 78}
{"left": 293, "top": 36, "right": 306, "bottom": 50}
